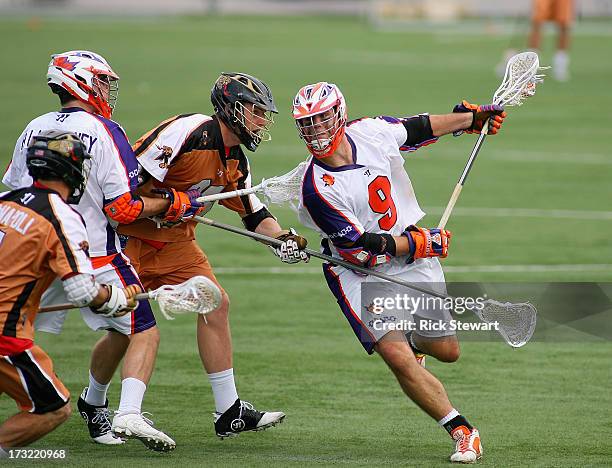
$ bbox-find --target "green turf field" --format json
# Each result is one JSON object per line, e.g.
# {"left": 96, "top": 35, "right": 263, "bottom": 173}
{"left": 1, "top": 15, "right": 611, "bottom": 467}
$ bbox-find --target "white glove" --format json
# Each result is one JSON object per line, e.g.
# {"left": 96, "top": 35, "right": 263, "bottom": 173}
{"left": 94, "top": 285, "right": 139, "bottom": 318}
{"left": 271, "top": 228, "right": 309, "bottom": 264}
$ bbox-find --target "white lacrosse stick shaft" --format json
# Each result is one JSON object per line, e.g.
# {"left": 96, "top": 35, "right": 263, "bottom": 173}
{"left": 438, "top": 51, "right": 546, "bottom": 230}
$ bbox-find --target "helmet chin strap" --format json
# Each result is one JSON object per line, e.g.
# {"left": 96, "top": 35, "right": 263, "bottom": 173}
{"left": 309, "top": 126, "right": 346, "bottom": 159}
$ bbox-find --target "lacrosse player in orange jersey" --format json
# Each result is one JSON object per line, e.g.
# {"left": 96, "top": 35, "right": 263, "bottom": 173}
{"left": 0, "top": 132, "right": 143, "bottom": 451}
{"left": 293, "top": 82, "right": 506, "bottom": 463}
{"left": 118, "top": 72, "right": 309, "bottom": 438}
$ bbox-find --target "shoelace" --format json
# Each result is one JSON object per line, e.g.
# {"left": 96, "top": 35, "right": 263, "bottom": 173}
{"left": 456, "top": 431, "right": 472, "bottom": 453}
{"left": 91, "top": 408, "right": 112, "bottom": 434}
{"left": 113, "top": 411, "right": 156, "bottom": 427}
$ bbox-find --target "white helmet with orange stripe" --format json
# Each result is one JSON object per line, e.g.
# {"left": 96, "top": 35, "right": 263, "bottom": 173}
{"left": 292, "top": 82, "right": 347, "bottom": 159}
{"left": 47, "top": 50, "right": 119, "bottom": 119}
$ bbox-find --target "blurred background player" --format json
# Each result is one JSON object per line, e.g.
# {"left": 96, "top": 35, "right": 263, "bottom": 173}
{"left": 293, "top": 82, "right": 506, "bottom": 463}
{"left": 0, "top": 51, "right": 195, "bottom": 450}
{"left": 118, "top": 72, "right": 308, "bottom": 438}
{"left": 0, "top": 132, "right": 140, "bottom": 451}
{"left": 497, "top": 0, "right": 574, "bottom": 81}
{"left": 529, "top": 0, "right": 574, "bottom": 81}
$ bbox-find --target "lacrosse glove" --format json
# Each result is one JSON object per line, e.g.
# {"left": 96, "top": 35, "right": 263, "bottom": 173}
{"left": 453, "top": 100, "right": 507, "bottom": 135}
{"left": 93, "top": 284, "right": 141, "bottom": 318}
{"left": 154, "top": 188, "right": 204, "bottom": 223}
{"left": 271, "top": 228, "right": 309, "bottom": 263}
{"left": 401, "top": 225, "right": 451, "bottom": 264}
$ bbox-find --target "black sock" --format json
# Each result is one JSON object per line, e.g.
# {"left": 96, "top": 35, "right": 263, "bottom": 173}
{"left": 443, "top": 415, "right": 473, "bottom": 435}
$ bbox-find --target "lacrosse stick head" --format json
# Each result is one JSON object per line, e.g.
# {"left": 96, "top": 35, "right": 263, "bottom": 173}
{"left": 471, "top": 299, "right": 537, "bottom": 348}
{"left": 150, "top": 276, "right": 222, "bottom": 320}
{"left": 260, "top": 160, "right": 309, "bottom": 210}
{"left": 494, "top": 51, "right": 548, "bottom": 107}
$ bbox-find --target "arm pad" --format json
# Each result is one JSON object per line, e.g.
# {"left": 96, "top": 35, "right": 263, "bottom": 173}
{"left": 104, "top": 192, "right": 144, "bottom": 224}
{"left": 242, "top": 207, "right": 275, "bottom": 232}
{"left": 354, "top": 232, "right": 396, "bottom": 256}
{"left": 63, "top": 274, "right": 100, "bottom": 307}
{"left": 401, "top": 114, "right": 435, "bottom": 147}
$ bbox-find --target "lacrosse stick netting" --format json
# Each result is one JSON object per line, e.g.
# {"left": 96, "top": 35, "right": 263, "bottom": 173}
{"left": 471, "top": 300, "right": 537, "bottom": 348}
{"left": 493, "top": 51, "right": 548, "bottom": 107}
{"left": 152, "top": 275, "right": 222, "bottom": 320}
{"left": 196, "top": 161, "right": 309, "bottom": 210}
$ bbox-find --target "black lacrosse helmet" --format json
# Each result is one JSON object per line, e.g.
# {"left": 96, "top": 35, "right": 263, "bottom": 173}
{"left": 26, "top": 130, "right": 91, "bottom": 204}
{"left": 211, "top": 72, "right": 278, "bottom": 152}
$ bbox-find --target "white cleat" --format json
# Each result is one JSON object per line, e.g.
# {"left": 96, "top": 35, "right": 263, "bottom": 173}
{"left": 450, "top": 426, "right": 482, "bottom": 464}
{"left": 112, "top": 412, "right": 176, "bottom": 452}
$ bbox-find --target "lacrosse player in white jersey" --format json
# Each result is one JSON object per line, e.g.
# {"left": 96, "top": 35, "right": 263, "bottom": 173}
{"left": 1, "top": 51, "right": 202, "bottom": 451}
{"left": 293, "top": 82, "right": 506, "bottom": 463}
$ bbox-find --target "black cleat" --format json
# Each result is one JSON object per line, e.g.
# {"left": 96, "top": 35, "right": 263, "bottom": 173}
{"left": 77, "top": 388, "right": 124, "bottom": 445}
{"left": 214, "top": 398, "right": 285, "bottom": 439}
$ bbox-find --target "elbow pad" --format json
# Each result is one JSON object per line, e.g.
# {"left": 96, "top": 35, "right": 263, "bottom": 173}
{"left": 401, "top": 114, "right": 435, "bottom": 148}
{"left": 104, "top": 192, "right": 144, "bottom": 224}
{"left": 63, "top": 274, "right": 100, "bottom": 307}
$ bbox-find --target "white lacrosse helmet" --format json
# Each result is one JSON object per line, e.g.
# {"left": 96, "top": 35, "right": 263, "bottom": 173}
{"left": 292, "top": 82, "right": 347, "bottom": 159}
{"left": 47, "top": 50, "right": 119, "bottom": 119}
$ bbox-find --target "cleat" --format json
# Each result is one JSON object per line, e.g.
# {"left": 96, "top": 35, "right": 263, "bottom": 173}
{"left": 214, "top": 398, "right": 285, "bottom": 439}
{"left": 77, "top": 388, "right": 124, "bottom": 445}
{"left": 414, "top": 352, "right": 426, "bottom": 368}
{"left": 450, "top": 426, "right": 482, "bottom": 463}
{"left": 112, "top": 412, "right": 175, "bottom": 452}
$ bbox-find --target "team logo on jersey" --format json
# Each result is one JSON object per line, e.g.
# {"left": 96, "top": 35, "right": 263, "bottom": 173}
{"left": 321, "top": 174, "right": 335, "bottom": 187}
{"left": 154, "top": 145, "right": 173, "bottom": 169}
{"left": 78, "top": 240, "right": 90, "bottom": 256}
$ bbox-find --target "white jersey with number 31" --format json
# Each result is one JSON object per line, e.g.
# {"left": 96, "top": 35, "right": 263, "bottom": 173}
{"left": 298, "top": 116, "right": 438, "bottom": 273}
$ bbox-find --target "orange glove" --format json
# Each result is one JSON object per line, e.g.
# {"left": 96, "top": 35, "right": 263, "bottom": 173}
{"left": 401, "top": 225, "right": 451, "bottom": 264}
{"left": 453, "top": 100, "right": 507, "bottom": 135}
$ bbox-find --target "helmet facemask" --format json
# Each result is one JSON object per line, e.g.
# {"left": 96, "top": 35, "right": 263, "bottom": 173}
{"left": 233, "top": 101, "right": 275, "bottom": 149}
{"left": 91, "top": 72, "right": 119, "bottom": 117}
{"left": 296, "top": 105, "right": 346, "bottom": 159}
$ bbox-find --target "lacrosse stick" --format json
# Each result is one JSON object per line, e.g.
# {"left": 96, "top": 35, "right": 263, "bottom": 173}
{"left": 194, "top": 216, "right": 536, "bottom": 347}
{"left": 438, "top": 51, "right": 548, "bottom": 229}
{"left": 38, "top": 276, "right": 222, "bottom": 321}
{"left": 196, "top": 160, "right": 309, "bottom": 210}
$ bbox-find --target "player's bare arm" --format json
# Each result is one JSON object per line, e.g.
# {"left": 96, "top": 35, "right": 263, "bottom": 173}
{"left": 429, "top": 101, "right": 507, "bottom": 136}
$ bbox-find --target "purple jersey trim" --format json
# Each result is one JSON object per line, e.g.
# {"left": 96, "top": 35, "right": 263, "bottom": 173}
{"left": 91, "top": 114, "right": 139, "bottom": 191}
{"left": 110, "top": 254, "right": 156, "bottom": 334}
{"left": 312, "top": 134, "right": 363, "bottom": 172}
{"left": 302, "top": 162, "right": 362, "bottom": 245}
{"left": 323, "top": 264, "right": 376, "bottom": 354}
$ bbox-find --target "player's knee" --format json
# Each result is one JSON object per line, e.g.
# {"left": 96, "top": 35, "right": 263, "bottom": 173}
{"left": 436, "top": 340, "right": 460, "bottom": 363}
{"left": 44, "top": 403, "right": 71, "bottom": 428}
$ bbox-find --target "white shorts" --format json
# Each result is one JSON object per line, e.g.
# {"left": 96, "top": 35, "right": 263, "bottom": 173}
{"left": 323, "top": 257, "right": 455, "bottom": 354}
{"left": 35, "top": 253, "right": 156, "bottom": 336}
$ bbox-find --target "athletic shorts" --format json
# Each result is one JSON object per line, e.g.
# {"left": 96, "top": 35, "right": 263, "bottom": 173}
{"left": 34, "top": 253, "right": 156, "bottom": 336}
{"left": 124, "top": 237, "right": 223, "bottom": 293}
{"left": 323, "top": 257, "right": 454, "bottom": 354}
{"left": 533, "top": 0, "right": 574, "bottom": 25}
{"left": 0, "top": 345, "right": 69, "bottom": 414}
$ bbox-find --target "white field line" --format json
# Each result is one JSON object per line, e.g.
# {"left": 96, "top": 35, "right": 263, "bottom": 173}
{"left": 423, "top": 206, "right": 612, "bottom": 221}
{"left": 215, "top": 264, "right": 612, "bottom": 275}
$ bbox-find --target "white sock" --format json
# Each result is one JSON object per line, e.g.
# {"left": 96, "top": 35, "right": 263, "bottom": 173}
{"left": 438, "top": 408, "right": 460, "bottom": 426}
{"left": 117, "top": 377, "right": 146, "bottom": 415}
{"left": 208, "top": 368, "right": 238, "bottom": 414}
{"left": 554, "top": 50, "right": 569, "bottom": 67}
{"left": 85, "top": 370, "right": 109, "bottom": 407}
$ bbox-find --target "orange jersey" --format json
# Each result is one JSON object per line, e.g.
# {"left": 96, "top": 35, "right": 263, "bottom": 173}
{"left": 533, "top": 0, "right": 574, "bottom": 25}
{"left": 0, "top": 186, "right": 92, "bottom": 344}
{"left": 118, "top": 114, "right": 266, "bottom": 242}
